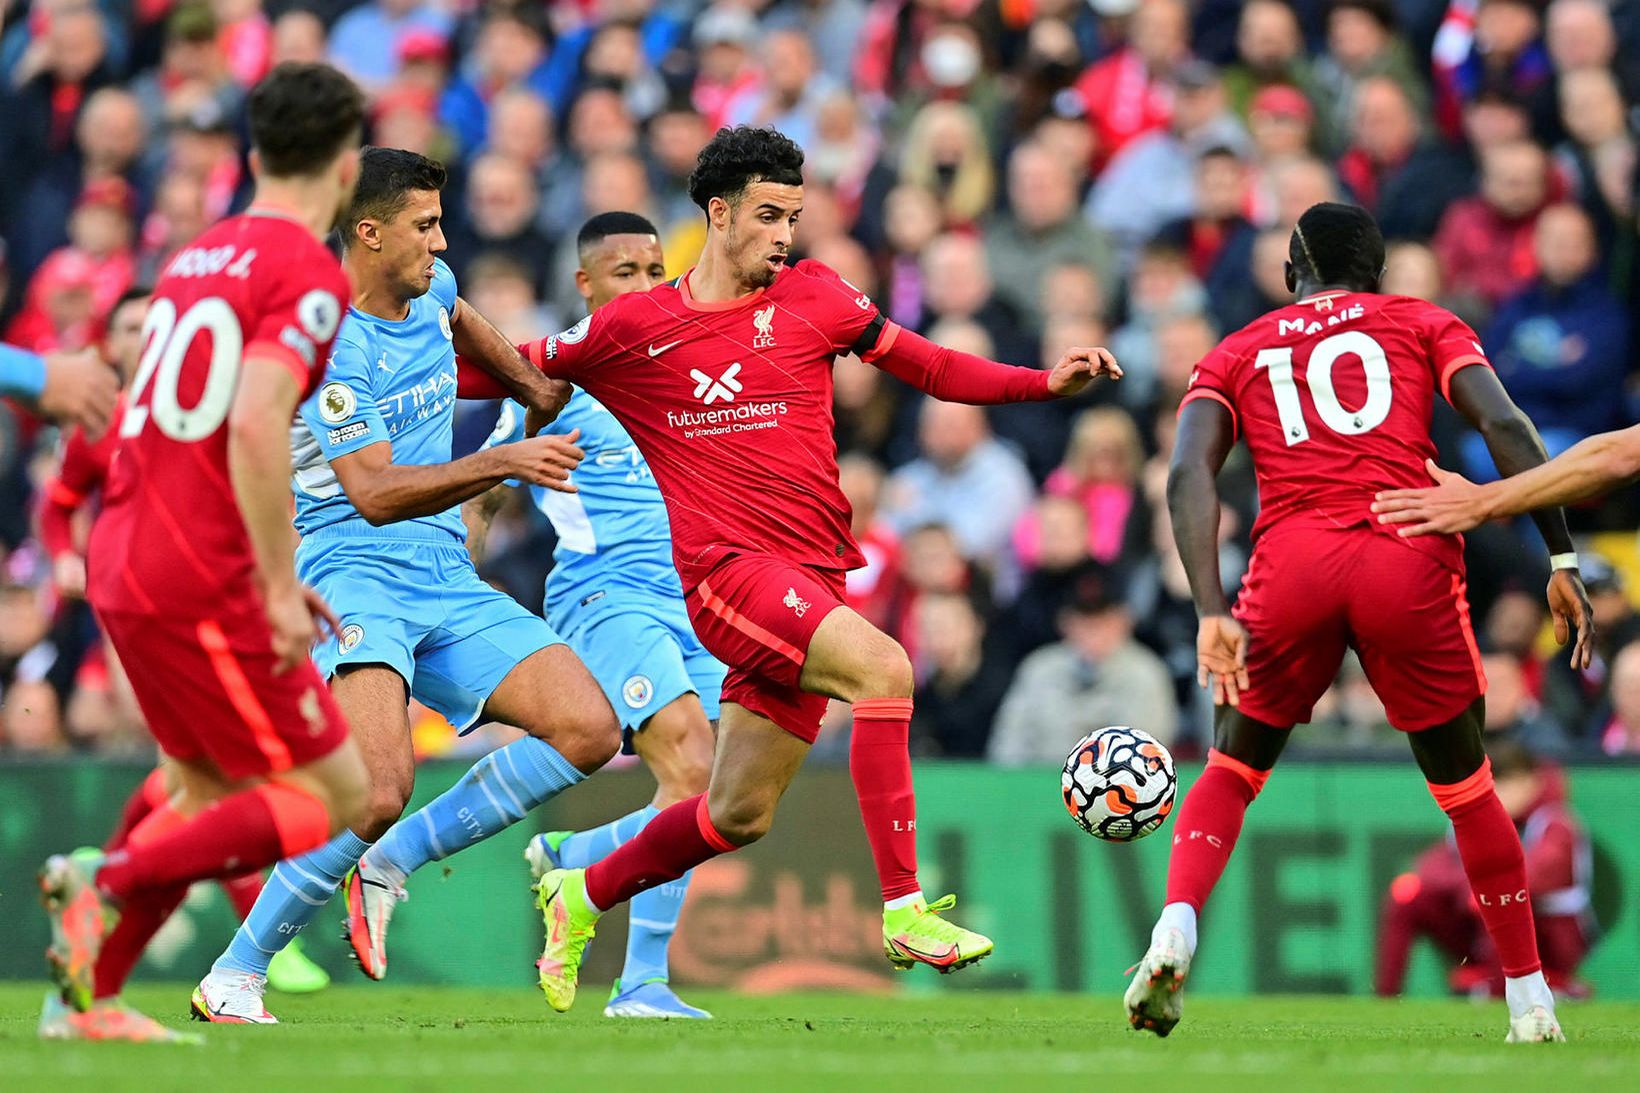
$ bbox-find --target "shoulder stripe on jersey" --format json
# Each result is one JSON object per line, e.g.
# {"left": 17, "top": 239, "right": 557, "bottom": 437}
{"left": 850, "top": 313, "right": 889, "bottom": 359}
{"left": 1178, "top": 386, "right": 1239, "bottom": 441}
{"left": 1438, "top": 354, "right": 1489, "bottom": 404}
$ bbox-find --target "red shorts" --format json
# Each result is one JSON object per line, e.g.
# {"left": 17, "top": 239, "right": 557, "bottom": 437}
{"left": 97, "top": 604, "right": 350, "bottom": 781}
{"left": 685, "top": 553, "right": 847, "bottom": 743}
{"left": 1233, "top": 526, "right": 1485, "bottom": 732}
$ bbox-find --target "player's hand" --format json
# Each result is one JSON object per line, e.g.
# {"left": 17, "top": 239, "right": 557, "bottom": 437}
{"left": 52, "top": 553, "right": 87, "bottom": 599}
{"left": 1196, "top": 614, "right": 1250, "bottom": 708}
{"left": 38, "top": 349, "right": 118, "bottom": 434}
{"left": 1371, "top": 459, "right": 1493, "bottom": 536}
{"left": 1046, "top": 347, "right": 1122, "bottom": 398}
{"left": 522, "top": 379, "right": 574, "bottom": 436}
{"left": 1547, "top": 569, "right": 1595, "bottom": 671}
{"left": 497, "top": 429, "right": 583, "bottom": 493}
{"left": 265, "top": 582, "right": 334, "bottom": 674}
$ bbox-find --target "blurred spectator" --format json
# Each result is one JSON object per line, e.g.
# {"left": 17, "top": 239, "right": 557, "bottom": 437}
{"left": 876, "top": 185, "right": 941, "bottom": 328}
{"left": 883, "top": 522, "right": 988, "bottom": 660}
{"left": 5, "top": 249, "right": 98, "bottom": 352}
{"left": 1599, "top": 639, "right": 1640, "bottom": 755}
{"left": 908, "top": 591, "right": 1012, "bottom": 757}
{"left": 1432, "top": 0, "right": 1551, "bottom": 144}
{"left": 763, "top": 0, "right": 869, "bottom": 86}
{"left": 1087, "top": 60, "right": 1248, "bottom": 271}
{"left": 692, "top": 5, "right": 761, "bottom": 132}
{"left": 723, "top": 29, "right": 836, "bottom": 150}
{"left": 213, "top": 0, "right": 272, "bottom": 88}
{"left": 1553, "top": 67, "right": 1637, "bottom": 278}
{"left": 987, "top": 142, "right": 1115, "bottom": 335}
{"left": 1376, "top": 742, "right": 1592, "bottom": 999}
{"left": 1267, "top": 153, "right": 1342, "bottom": 230}
{"left": 1483, "top": 586, "right": 1549, "bottom": 699}
{"left": 442, "top": 153, "right": 554, "bottom": 294}
{"left": 987, "top": 315, "right": 1099, "bottom": 482}
{"left": 1433, "top": 138, "right": 1553, "bottom": 317}
{"left": 839, "top": 453, "right": 900, "bottom": 628}
{"left": 1462, "top": 204, "right": 1629, "bottom": 480}
{"left": 460, "top": 253, "right": 559, "bottom": 345}
{"left": 1480, "top": 652, "right": 1569, "bottom": 756}
{"left": 1459, "top": 88, "right": 1534, "bottom": 159}
{"left": 130, "top": 4, "right": 244, "bottom": 156}
{"left": 576, "top": 20, "right": 669, "bottom": 125}
{"left": 328, "top": 0, "right": 453, "bottom": 93}
{"left": 899, "top": 102, "right": 995, "bottom": 231}
{"left": 0, "top": 0, "right": 115, "bottom": 259}
{"left": 439, "top": 7, "right": 550, "bottom": 163}
{"left": 1153, "top": 146, "right": 1261, "bottom": 332}
{"left": 989, "top": 569, "right": 1178, "bottom": 764}
{"left": 540, "top": 88, "right": 641, "bottom": 239}
{"left": 646, "top": 102, "right": 712, "bottom": 231}
{"left": 1311, "top": 0, "right": 1428, "bottom": 156}
{"left": 1074, "top": 0, "right": 1192, "bottom": 173}
{"left": 1040, "top": 263, "right": 1107, "bottom": 325}
{"left": 1250, "top": 227, "right": 1291, "bottom": 311}
{"left": 1109, "top": 241, "right": 1208, "bottom": 411}
{"left": 1547, "top": 555, "right": 1640, "bottom": 743}
{"left": 1247, "top": 84, "right": 1316, "bottom": 164}
{"left": 1222, "top": 0, "right": 1317, "bottom": 119}
{"left": 882, "top": 400, "right": 1035, "bottom": 573}
{"left": 1381, "top": 239, "right": 1446, "bottom": 302}
{"left": 916, "top": 234, "right": 1030, "bottom": 364}
{"left": 10, "top": 179, "right": 137, "bottom": 351}
{"left": 136, "top": 170, "right": 208, "bottom": 283}
{"left": 269, "top": 9, "right": 325, "bottom": 67}
{"left": 833, "top": 351, "right": 901, "bottom": 463}
{"left": 1338, "top": 76, "right": 1474, "bottom": 241}
{"left": 998, "top": 496, "right": 1102, "bottom": 660}
{"left": 1021, "top": 406, "right": 1152, "bottom": 571}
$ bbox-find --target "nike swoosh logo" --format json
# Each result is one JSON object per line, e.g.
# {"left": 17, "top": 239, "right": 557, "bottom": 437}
{"left": 648, "top": 340, "right": 682, "bottom": 357}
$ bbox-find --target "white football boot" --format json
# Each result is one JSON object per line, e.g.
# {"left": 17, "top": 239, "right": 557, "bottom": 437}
{"left": 1124, "top": 926, "right": 1193, "bottom": 1037}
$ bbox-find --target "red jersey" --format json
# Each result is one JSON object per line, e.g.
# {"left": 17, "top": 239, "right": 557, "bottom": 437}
{"left": 38, "top": 400, "right": 125, "bottom": 562}
{"left": 1181, "top": 291, "right": 1491, "bottom": 571}
{"left": 88, "top": 212, "right": 348, "bottom": 616}
{"left": 520, "top": 261, "right": 907, "bottom": 592}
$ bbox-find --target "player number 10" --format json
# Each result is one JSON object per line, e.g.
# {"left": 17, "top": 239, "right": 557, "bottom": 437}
{"left": 121, "top": 296, "right": 243, "bottom": 442}
{"left": 1254, "top": 330, "right": 1392, "bottom": 447}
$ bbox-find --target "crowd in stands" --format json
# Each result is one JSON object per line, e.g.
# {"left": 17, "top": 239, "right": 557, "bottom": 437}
{"left": 3, "top": 0, "right": 1640, "bottom": 764}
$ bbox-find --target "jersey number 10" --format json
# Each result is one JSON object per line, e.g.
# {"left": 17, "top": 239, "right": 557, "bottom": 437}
{"left": 121, "top": 296, "right": 243, "bottom": 442}
{"left": 1255, "top": 330, "right": 1392, "bottom": 447}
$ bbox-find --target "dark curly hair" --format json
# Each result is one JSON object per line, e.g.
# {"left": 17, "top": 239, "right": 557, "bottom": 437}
{"left": 687, "top": 126, "right": 805, "bottom": 212}
{"left": 1289, "top": 202, "right": 1384, "bottom": 290}
{"left": 248, "top": 62, "right": 365, "bottom": 178}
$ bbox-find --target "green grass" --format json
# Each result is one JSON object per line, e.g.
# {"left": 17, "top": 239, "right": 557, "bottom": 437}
{"left": 3, "top": 984, "right": 1637, "bottom": 1092}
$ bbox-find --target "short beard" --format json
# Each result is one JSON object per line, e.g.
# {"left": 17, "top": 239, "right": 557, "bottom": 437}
{"left": 727, "top": 223, "right": 777, "bottom": 289}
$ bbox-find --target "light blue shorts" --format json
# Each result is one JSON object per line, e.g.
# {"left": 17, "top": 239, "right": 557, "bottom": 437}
{"left": 301, "top": 528, "right": 561, "bottom": 732}
{"left": 555, "top": 592, "right": 725, "bottom": 751}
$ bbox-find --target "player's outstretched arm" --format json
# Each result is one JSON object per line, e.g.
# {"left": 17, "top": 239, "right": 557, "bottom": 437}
{"left": 449, "top": 297, "right": 571, "bottom": 421}
{"left": 329, "top": 430, "right": 584, "bottom": 526}
{"left": 1375, "top": 425, "right": 1640, "bottom": 532}
{"left": 1374, "top": 365, "right": 1595, "bottom": 667}
{"left": 0, "top": 342, "right": 119, "bottom": 432}
{"left": 867, "top": 325, "right": 1120, "bottom": 405}
{"left": 1167, "top": 398, "right": 1249, "bottom": 707}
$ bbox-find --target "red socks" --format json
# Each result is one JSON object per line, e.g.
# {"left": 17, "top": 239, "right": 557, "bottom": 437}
{"left": 1429, "top": 758, "right": 1542, "bottom": 978}
{"left": 584, "top": 794, "right": 734, "bottom": 910}
{"left": 96, "top": 782, "right": 329, "bottom": 904}
{"left": 849, "top": 698, "right": 921, "bottom": 901}
{"left": 1163, "top": 749, "right": 1269, "bottom": 910}
{"left": 105, "top": 768, "right": 169, "bottom": 852}
{"left": 93, "top": 885, "right": 188, "bottom": 1000}
{"left": 220, "top": 872, "right": 266, "bottom": 919}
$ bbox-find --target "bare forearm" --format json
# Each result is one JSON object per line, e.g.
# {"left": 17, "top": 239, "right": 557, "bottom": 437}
{"left": 1479, "top": 410, "right": 1575, "bottom": 554}
{"left": 461, "top": 486, "right": 508, "bottom": 565}
{"left": 229, "top": 414, "right": 301, "bottom": 594}
{"left": 349, "top": 449, "right": 510, "bottom": 525}
{"left": 1167, "top": 463, "right": 1230, "bottom": 616}
{"left": 1478, "top": 425, "right": 1640, "bottom": 520}
{"left": 452, "top": 300, "right": 560, "bottom": 406}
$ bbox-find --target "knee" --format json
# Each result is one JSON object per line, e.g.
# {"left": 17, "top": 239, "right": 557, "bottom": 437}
{"left": 707, "top": 789, "right": 777, "bottom": 847}
{"left": 858, "top": 641, "right": 914, "bottom": 700}
{"left": 527, "top": 700, "right": 621, "bottom": 774}
{"left": 354, "top": 775, "right": 414, "bottom": 841}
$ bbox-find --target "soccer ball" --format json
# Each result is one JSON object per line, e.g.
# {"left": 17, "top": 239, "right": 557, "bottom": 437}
{"left": 1061, "top": 726, "right": 1177, "bottom": 842}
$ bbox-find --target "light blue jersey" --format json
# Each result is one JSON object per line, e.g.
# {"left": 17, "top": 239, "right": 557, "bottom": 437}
{"left": 486, "top": 391, "right": 724, "bottom": 738}
{"left": 287, "top": 259, "right": 558, "bottom": 729}
{"left": 291, "top": 258, "right": 464, "bottom": 542}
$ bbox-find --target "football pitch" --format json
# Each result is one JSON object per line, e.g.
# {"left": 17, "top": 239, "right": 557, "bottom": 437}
{"left": 3, "top": 985, "right": 1638, "bottom": 1091}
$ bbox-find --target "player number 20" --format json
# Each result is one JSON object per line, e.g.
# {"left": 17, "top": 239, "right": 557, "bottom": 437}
{"left": 1254, "top": 330, "right": 1392, "bottom": 446}
{"left": 121, "top": 296, "right": 243, "bottom": 442}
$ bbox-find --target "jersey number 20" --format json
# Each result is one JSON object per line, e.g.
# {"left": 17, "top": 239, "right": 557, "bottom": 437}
{"left": 1255, "top": 330, "right": 1391, "bottom": 447}
{"left": 121, "top": 297, "right": 243, "bottom": 441}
